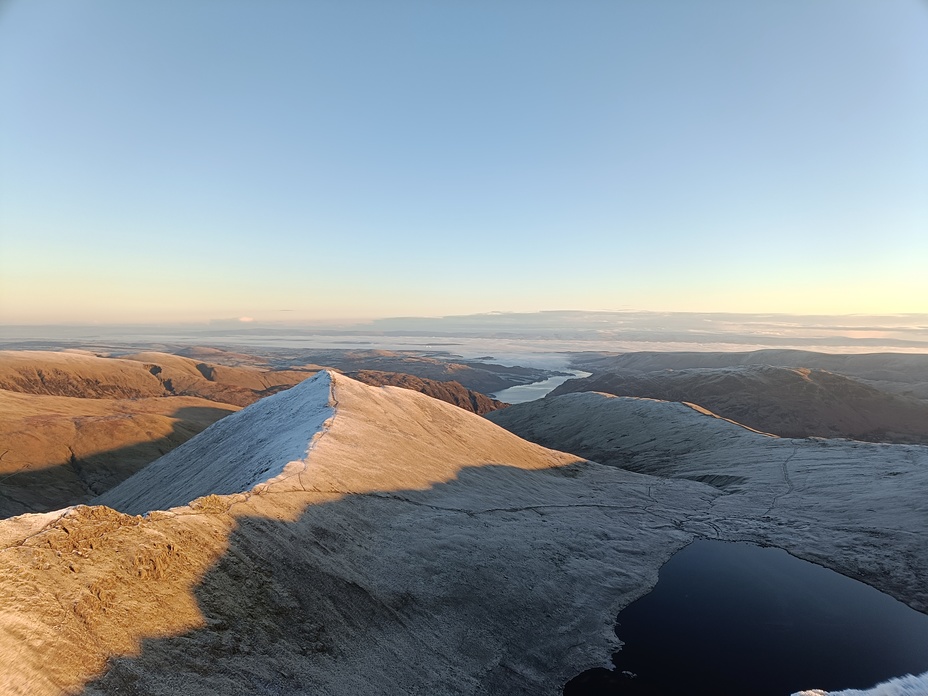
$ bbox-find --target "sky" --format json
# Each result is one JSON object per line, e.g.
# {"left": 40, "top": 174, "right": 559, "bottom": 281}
{"left": 1, "top": 0, "right": 926, "bottom": 324}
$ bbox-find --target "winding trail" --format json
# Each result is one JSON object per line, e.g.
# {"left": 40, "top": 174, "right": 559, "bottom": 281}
{"left": 763, "top": 445, "right": 798, "bottom": 517}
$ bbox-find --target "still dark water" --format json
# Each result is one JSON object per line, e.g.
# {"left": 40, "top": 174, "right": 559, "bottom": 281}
{"left": 564, "top": 540, "right": 928, "bottom": 696}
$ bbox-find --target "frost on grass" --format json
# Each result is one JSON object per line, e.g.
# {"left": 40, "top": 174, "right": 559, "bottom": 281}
{"left": 93, "top": 371, "right": 335, "bottom": 515}
{"left": 795, "top": 671, "right": 928, "bottom": 696}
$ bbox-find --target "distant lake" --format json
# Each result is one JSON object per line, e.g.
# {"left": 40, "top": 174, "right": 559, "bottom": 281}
{"left": 492, "top": 370, "right": 591, "bottom": 403}
{"left": 564, "top": 540, "right": 928, "bottom": 696}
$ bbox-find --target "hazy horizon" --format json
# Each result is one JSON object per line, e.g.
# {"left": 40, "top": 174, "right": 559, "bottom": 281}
{"left": 2, "top": 0, "right": 926, "bottom": 324}
{"left": 4, "top": 310, "right": 928, "bottom": 359}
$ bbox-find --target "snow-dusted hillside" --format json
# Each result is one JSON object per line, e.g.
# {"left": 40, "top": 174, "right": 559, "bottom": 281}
{"left": 0, "top": 372, "right": 711, "bottom": 695}
{"left": 549, "top": 364, "right": 928, "bottom": 442}
{"left": 489, "top": 391, "right": 928, "bottom": 613}
{"left": 1, "top": 372, "right": 924, "bottom": 695}
{"left": 93, "top": 371, "right": 336, "bottom": 514}
{"left": 796, "top": 671, "right": 928, "bottom": 696}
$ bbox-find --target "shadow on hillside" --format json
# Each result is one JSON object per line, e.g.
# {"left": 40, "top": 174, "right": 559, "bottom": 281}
{"left": 76, "top": 462, "right": 674, "bottom": 696}
{"left": 0, "top": 405, "right": 233, "bottom": 519}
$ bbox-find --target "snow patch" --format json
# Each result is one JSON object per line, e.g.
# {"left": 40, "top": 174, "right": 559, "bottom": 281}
{"left": 94, "top": 370, "right": 335, "bottom": 515}
{"left": 794, "top": 671, "right": 928, "bottom": 696}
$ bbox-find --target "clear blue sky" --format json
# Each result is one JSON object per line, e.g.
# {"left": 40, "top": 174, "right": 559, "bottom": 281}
{"left": 1, "top": 0, "right": 926, "bottom": 323}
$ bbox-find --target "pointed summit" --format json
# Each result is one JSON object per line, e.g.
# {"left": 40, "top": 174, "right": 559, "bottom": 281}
{"left": 94, "top": 371, "right": 336, "bottom": 515}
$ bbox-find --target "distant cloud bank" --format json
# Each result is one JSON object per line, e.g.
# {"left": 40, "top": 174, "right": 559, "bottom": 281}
{"left": 2, "top": 311, "right": 927, "bottom": 356}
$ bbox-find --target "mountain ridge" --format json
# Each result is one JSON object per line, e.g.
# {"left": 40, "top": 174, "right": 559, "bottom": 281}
{"left": 2, "top": 372, "right": 926, "bottom": 695}
{"left": 551, "top": 364, "right": 928, "bottom": 443}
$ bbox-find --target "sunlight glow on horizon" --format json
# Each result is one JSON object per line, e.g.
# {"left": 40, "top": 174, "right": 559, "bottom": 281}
{"left": 1, "top": 0, "right": 926, "bottom": 325}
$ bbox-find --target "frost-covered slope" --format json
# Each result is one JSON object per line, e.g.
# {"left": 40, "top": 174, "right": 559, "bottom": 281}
{"left": 489, "top": 392, "right": 928, "bottom": 614}
{"left": 549, "top": 365, "right": 928, "bottom": 442}
{"left": 94, "top": 371, "right": 335, "bottom": 515}
{"left": 2, "top": 372, "right": 925, "bottom": 696}
{"left": 488, "top": 391, "right": 767, "bottom": 473}
{"left": 0, "top": 389, "right": 238, "bottom": 518}
{"left": 0, "top": 372, "right": 714, "bottom": 696}
{"left": 796, "top": 671, "right": 928, "bottom": 696}
{"left": 347, "top": 369, "right": 507, "bottom": 414}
